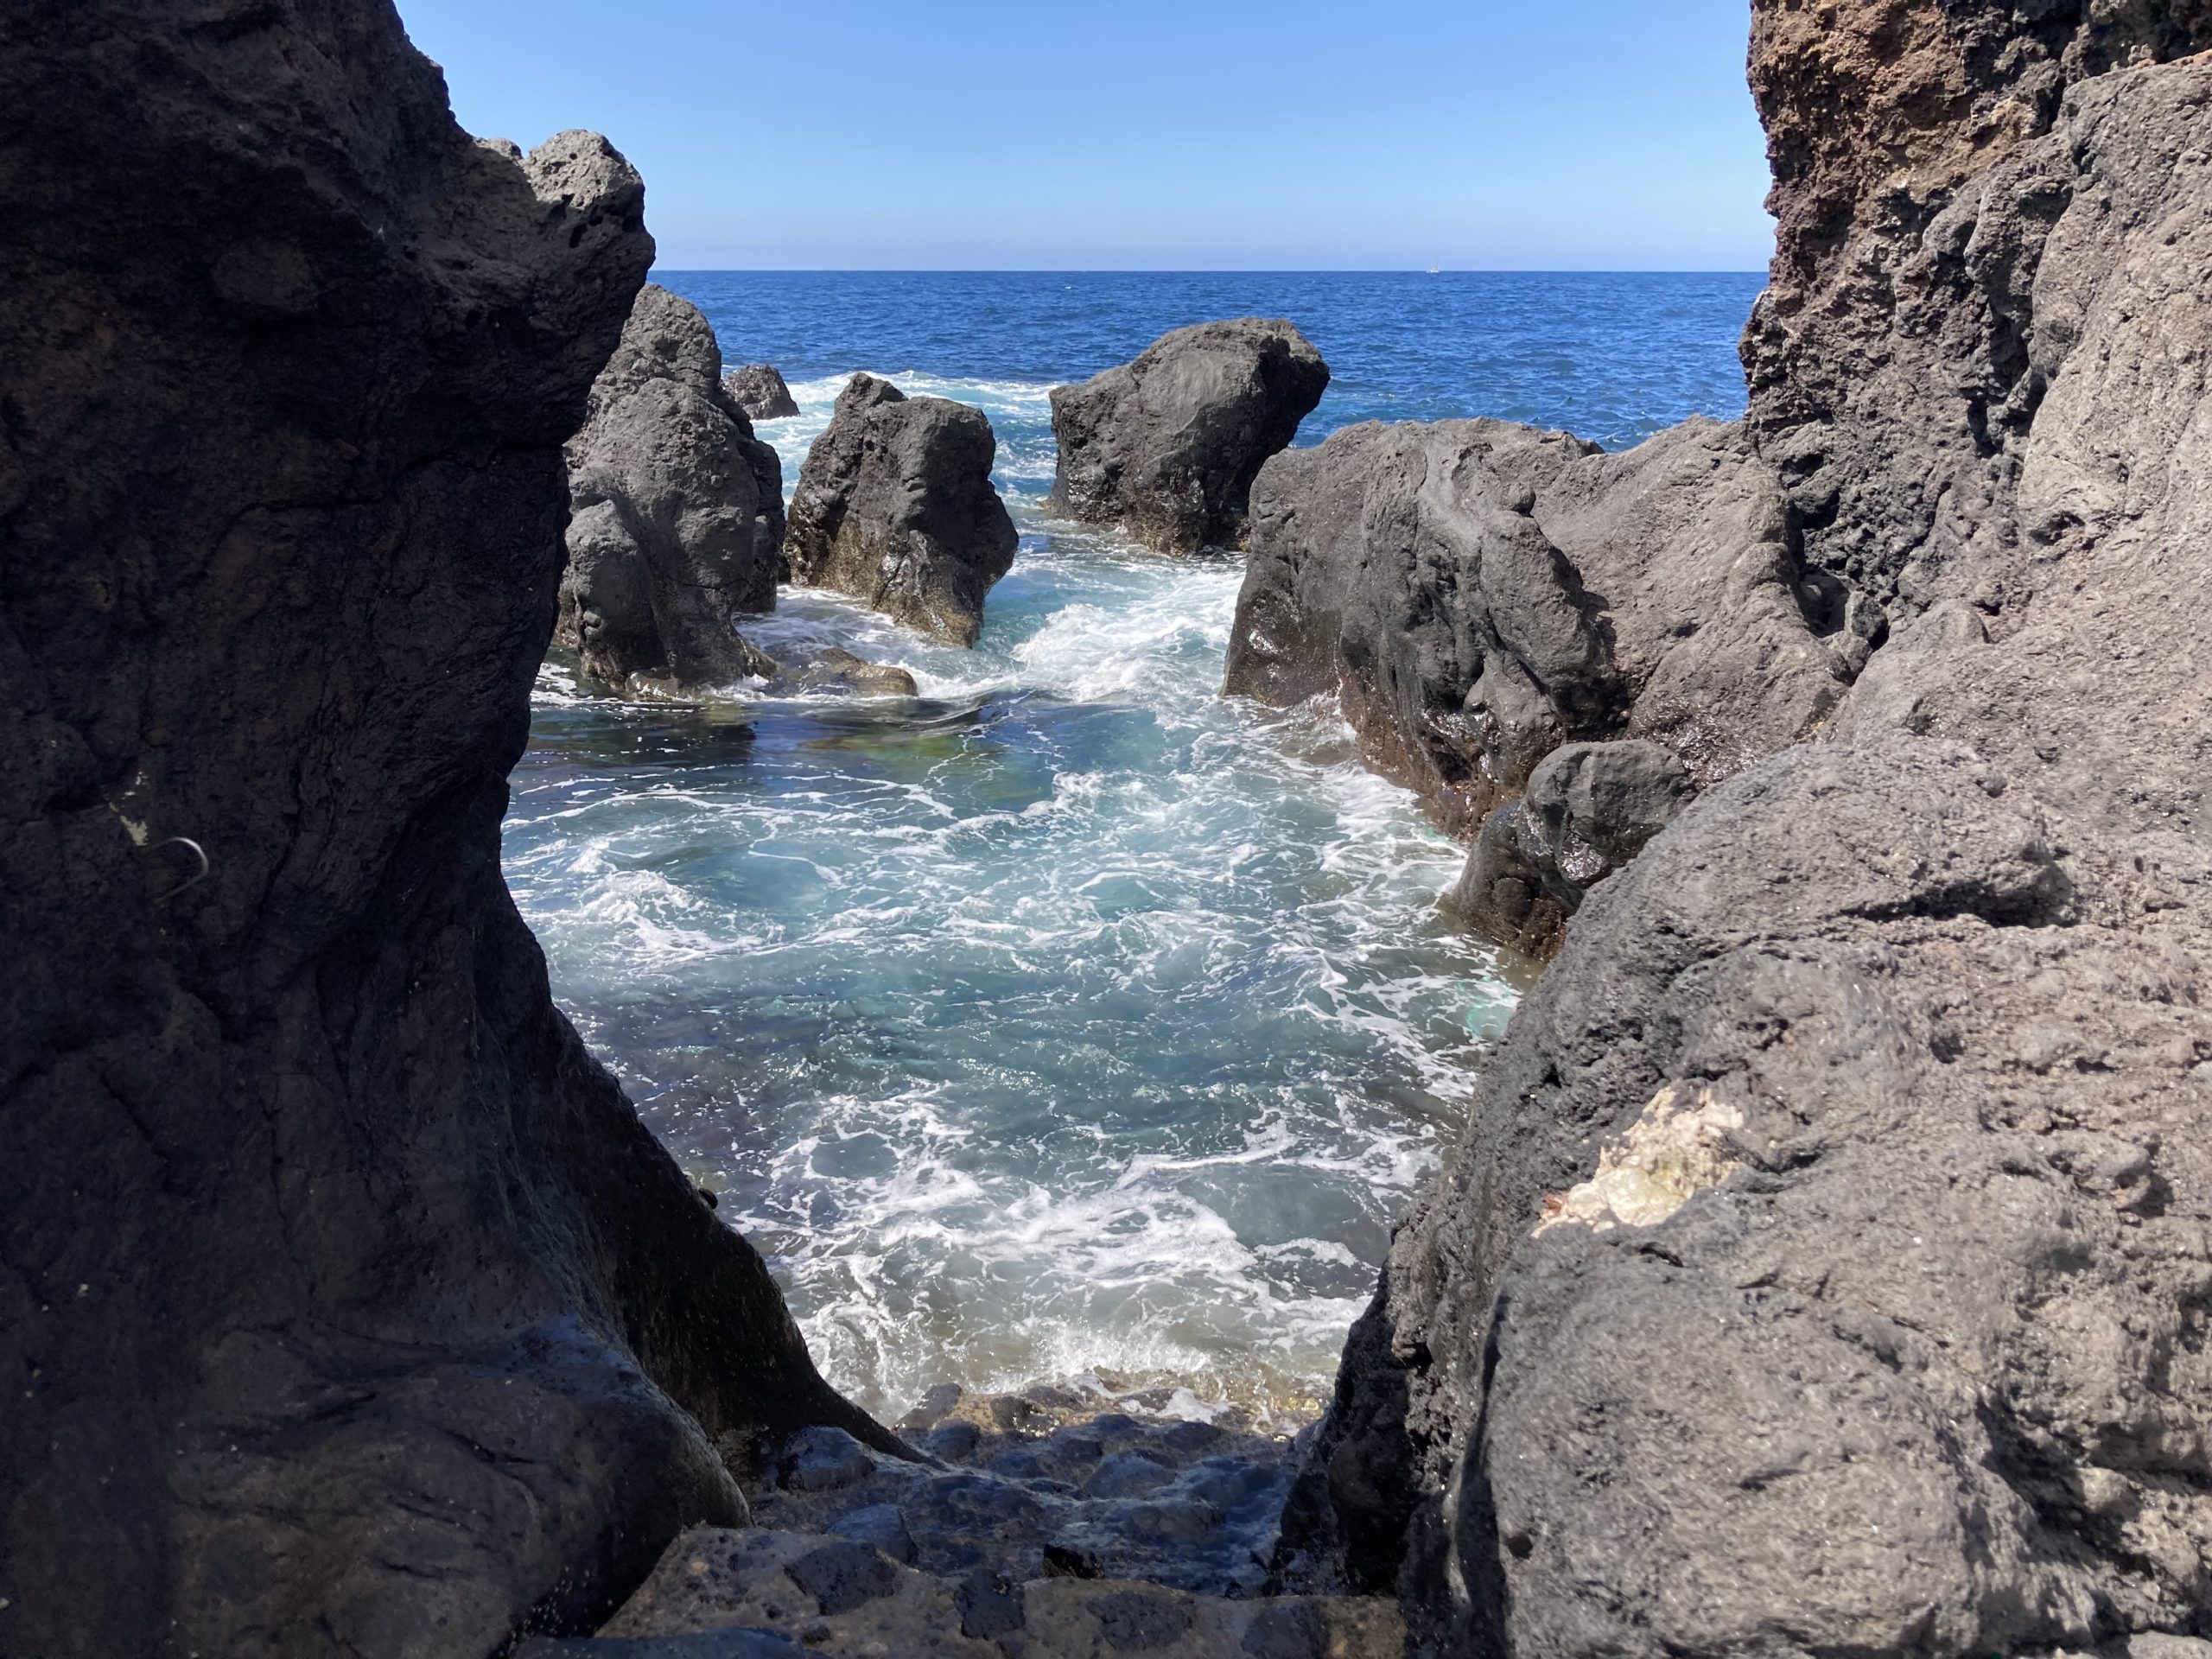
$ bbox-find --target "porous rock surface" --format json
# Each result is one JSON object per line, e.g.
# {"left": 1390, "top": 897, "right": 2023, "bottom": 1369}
{"left": 724, "top": 362, "right": 801, "bottom": 421}
{"left": 784, "top": 373, "right": 1019, "bottom": 647}
{"left": 1051, "top": 318, "right": 1330, "bottom": 555}
{"left": 559, "top": 283, "right": 787, "bottom": 694}
{"left": 0, "top": 6, "right": 891, "bottom": 1657}
{"left": 1278, "top": 10, "right": 2212, "bottom": 1659}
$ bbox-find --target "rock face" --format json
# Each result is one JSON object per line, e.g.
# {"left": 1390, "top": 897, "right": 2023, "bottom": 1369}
{"left": 1050, "top": 319, "right": 1330, "bottom": 555}
{"left": 725, "top": 362, "right": 801, "bottom": 421}
{"left": 1225, "top": 416, "right": 1853, "bottom": 835}
{"left": 784, "top": 374, "right": 1019, "bottom": 647}
{"left": 559, "top": 283, "right": 787, "bottom": 694}
{"left": 0, "top": 7, "right": 891, "bottom": 1658}
{"left": 1280, "top": 10, "right": 2212, "bottom": 1658}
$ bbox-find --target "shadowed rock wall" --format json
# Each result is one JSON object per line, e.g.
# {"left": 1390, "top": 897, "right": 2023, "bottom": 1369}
{"left": 0, "top": 5, "right": 890, "bottom": 1656}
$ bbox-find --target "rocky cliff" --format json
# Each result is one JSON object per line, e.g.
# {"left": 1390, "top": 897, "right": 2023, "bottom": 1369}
{"left": 0, "top": 6, "right": 890, "bottom": 1657}
{"left": 558, "top": 283, "right": 787, "bottom": 695}
{"left": 1277, "top": 6, "right": 2212, "bottom": 1656}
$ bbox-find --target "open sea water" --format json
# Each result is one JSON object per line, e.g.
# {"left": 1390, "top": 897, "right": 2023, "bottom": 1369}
{"left": 505, "top": 271, "right": 1764, "bottom": 1420}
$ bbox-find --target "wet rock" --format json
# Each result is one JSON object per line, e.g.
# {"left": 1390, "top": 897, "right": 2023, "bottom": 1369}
{"left": 953, "top": 1568, "right": 1027, "bottom": 1639}
{"left": 1446, "top": 740, "right": 1695, "bottom": 956}
{"left": 517, "top": 1634, "right": 804, "bottom": 1658}
{"left": 763, "top": 644, "right": 918, "bottom": 698}
{"left": 1080, "top": 1452, "right": 1175, "bottom": 1499}
{"left": 918, "top": 1420, "right": 982, "bottom": 1461}
{"left": 0, "top": 10, "right": 893, "bottom": 1656}
{"left": 896, "top": 1382, "right": 965, "bottom": 1433}
{"left": 784, "top": 1540, "right": 898, "bottom": 1615}
{"left": 1051, "top": 318, "right": 1329, "bottom": 555}
{"left": 784, "top": 373, "right": 1019, "bottom": 646}
{"left": 560, "top": 284, "right": 790, "bottom": 695}
{"left": 1089, "top": 1587, "right": 1195, "bottom": 1649}
{"left": 779, "top": 1427, "right": 875, "bottom": 1492}
{"left": 723, "top": 363, "right": 800, "bottom": 421}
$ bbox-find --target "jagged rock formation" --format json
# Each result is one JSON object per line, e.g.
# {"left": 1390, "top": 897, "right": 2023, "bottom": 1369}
{"left": 1277, "top": 8, "right": 2212, "bottom": 1657}
{"left": 1051, "top": 318, "right": 1330, "bottom": 555}
{"left": 558, "top": 283, "right": 787, "bottom": 695}
{"left": 0, "top": 7, "right": 891, "bottom": 1658}
{"left": 1224, "top": 416, "right": 1852, "bottom": 835}
{"left": 784, "top": 373, "right": 1019, "bottom": 647}
{"left": 725, "top": 362, "right": 802, "bottom": 421}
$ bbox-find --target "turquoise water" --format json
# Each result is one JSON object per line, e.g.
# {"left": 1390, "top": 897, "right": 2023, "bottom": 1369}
{"left": 506, "top": 272, "right": 1762, "bottom": 1418}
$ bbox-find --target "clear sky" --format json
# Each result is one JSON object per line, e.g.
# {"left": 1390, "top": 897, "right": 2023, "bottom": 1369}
{"left": 392, "top": 0, "right": 1774, "bottom": 272}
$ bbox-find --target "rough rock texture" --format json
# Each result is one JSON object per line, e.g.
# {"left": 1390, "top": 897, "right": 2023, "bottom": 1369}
{"left": 1442, "top": 739, "right": 1693, "bottom": 955}
{"left": 784, "top": 374, "right": 1018, "bottom": 647}
{"left": 1224, "top": 416, "right": 1853, "bottom": 835}
{"left": 0, "top": 7, "right": 892, "bottom": 1657}
{"left": 1050, "top": 319, "right": 1330, "bottom": 555}
{"left": 558, "top": 283, "right": 787, "bottom": 695}
{"left": 1286, "top": 17, "right": 2212, "bottom": 1659}
{"left": 724, "top": 363, "right": 801, "bottom": 422}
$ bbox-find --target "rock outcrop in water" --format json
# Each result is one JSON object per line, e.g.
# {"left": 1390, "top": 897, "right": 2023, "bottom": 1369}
{"left": 1050, "top": 318, "right": 1330, "bottom": 555}
{"left": 559, "top": 283, "right": 787, "bottom": 694}
{"left": 725, "top": 362, "right": 802, "bottom": 421}
{"left": 784, "top": 372, "right": 1020, "bottom": 647}
{"left": 1224, "top": 416, "right": 1851, "bottom": 836}
{"left": 1273, "top": 6, "right": 2212, "bottom": 1656}
{"left": 0, "top": 7, "right": 892, "bottom": 1656}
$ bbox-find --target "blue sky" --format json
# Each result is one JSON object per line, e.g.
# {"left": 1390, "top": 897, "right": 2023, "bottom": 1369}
{"left": 395, "top": 0, "right": 1773, "bottom": 271}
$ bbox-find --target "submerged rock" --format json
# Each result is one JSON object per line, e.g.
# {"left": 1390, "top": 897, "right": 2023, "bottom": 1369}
{"left": 0, "top": 9, "right": 893, "bottom": 1656}
{"left": 1284, "top": 15, "right": 2212, "bottom": 1659}
{"left": 560, "top": 283, "right": 788, "bottom": 694}
{"left": 723, "top": 362, "right": 801, "bottom": 421}
{"left": 761, "top": 643, "right": 918, "bottom": 698}
{"left": 784, "top": 373, "right": 1019, "bottom": 647}
{"left": 1051, "top": 318, "right": 1329, "bottom": 554}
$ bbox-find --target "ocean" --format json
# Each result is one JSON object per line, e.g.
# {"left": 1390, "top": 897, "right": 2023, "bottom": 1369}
{"left": 505, "top": 270, "right": 1765, "bottom": 1420}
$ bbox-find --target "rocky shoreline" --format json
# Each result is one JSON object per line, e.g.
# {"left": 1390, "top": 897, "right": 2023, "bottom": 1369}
{"left": 9, "top": 0, "right": 2212, "bottom": 1656}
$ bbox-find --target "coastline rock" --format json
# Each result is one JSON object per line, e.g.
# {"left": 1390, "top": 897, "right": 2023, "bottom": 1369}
{"left": 1284, "top": 19, "right": 2212, "bottom": 1659}
{"left": 0, "top": 8, "right": 893, "bottom": 1657}
{"left": 1051, "top": 319, "right": 1329, "bottom": 555}
{"left": 784, "top": 373, "right": 1018, "bottom": 647}
{"left": 560, "top": 283, "right": 788, "bottom": 694}
{"left": 766, "top": 644, "right": 919, "bottom": 698}
{"left": 1224, "top": 416, "right": 1848, "bottom": 836}
{"left": 725, "top": 362, "right": 801, "bottom": 421}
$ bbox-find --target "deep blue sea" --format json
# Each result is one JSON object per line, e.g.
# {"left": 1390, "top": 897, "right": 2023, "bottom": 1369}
{"left": 505, "top": 271, "right": 1764, "bottom": 1420}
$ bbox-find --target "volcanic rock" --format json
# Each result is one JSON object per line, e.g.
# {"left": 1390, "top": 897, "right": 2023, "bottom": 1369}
{"left": 784, "top": 373, "right": 1019, "bottom": 646}
{"left": 724, "top": 363, "right": 801, "bottom": 421}
{"left": 1051, "top": 319, "right": 1329, "bottom": 554}
{"left": 1281, "top": 14, "right": 2212, "bottom": 1659}
{"left": 559, "top": 283, "right": 788, "bottom": 694}
{"left": 0, "top": 8, "right": 893, "bottom": 1656}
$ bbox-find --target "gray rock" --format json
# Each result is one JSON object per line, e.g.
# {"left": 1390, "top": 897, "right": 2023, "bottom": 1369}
{"left": 1445, "top": 740, "right": 1694, "bottom": 956}
{"left": 516, "top": 1634, "right": 805, "bottom": 1659}
{"left": 783, "top": 1539, "right": 898, "bottom": 1615}
{"left": 762, "top": 643, "right": 918, "bottom": 698}
{"left": 722, "top": 362, "right": 800, "bottom": 421}
{"left": 1080, "top": 1452, "right": 1175, "bottom": 1499}
{"left": 954, "top": 1567, "right": 1027, "bottom": 1639}
{"left": 779, "top": 1426, "right": 875, "bottom": 1492}
{"left": 783, "top": 373, "right": 1018, "bottom": 646}
{"left": 559, "top": 284, "right": 787, "bottom": 695}
{"left": 1089, "top": 1587, "right": 1197, "bottom": 1650}
{"left": 825, "top": 1503, "right": 916, "bottom": 1564}
{"left": 1051, "top": 318, "right": 1329, "bottom": 554}
{"left": 1285, "top": 22, "right": 2212, "bottom": 1659}
{"left": 0, "top": 10, "right": 895, "bottom": 1659}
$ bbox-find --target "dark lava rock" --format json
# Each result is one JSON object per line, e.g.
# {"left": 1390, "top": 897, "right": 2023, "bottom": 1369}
{"left": 1079, "top": 1452, "right": 1175, "bottom": 1499}
{"left": 0, "top": 8, "right": 893, "bottom": 1656}
{"left": 778, "top": 1426, "right": 875, "bottom": 1492}
{"left": 1445, "top": 739, "right": 1694, "bottom": 955}
{"left": 826, "top": 1503, "right": 916, "bottom": 1564}
{"left": 722, "top": 362, "right": 800, "bottom": 421}
{"left": 783, "top": 1539, "right": 898, "bottom": 1615}
{"left": 954, "top": 1567, "right": 1028, "bottom": 1639}
{"left": 1240, "top": 1601, "right": 1327, "bottom": 1659}
{"left": 559, "top": 283, "right": 788, "bottom": 694}
{"left": 764, "top": 643, "right": 918, "bottom": 698}
{"left": 1089, "top": 1587, "right": 1197, "bottom": 1650}
{"left": 783, "top": 372, "right": 1018, "bottom": 646}
{"left": 517, "top": 1634, "right": 806, "bottom": 1659}
{"left": 1284, "top": 29, "right": 2212, "bottom": 1659}
{"left": 1050, "top": 318, "right": 1329, "bottom": 555}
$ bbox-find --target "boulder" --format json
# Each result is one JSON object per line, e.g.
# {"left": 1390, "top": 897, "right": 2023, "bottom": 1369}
{"left": 1282, "top": 18, "right": 2212, "bottom": 1659}
{"left": 1050, "top": 319, "right": 1329, "bottom": 555}
{"left": 0, "top": 9, "right": 893, "bottom": 1657}
{"left": 784, "top": 373, "right": 1018, "bottom": 647}
{"left": 724, "top": 362, "right": 800, "bottom": 421}
{"left": 766, "top": 644, "right": 918, "bottom": 698}
{"left": 559, "top": 283, "right": 787, "bottom": 694}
